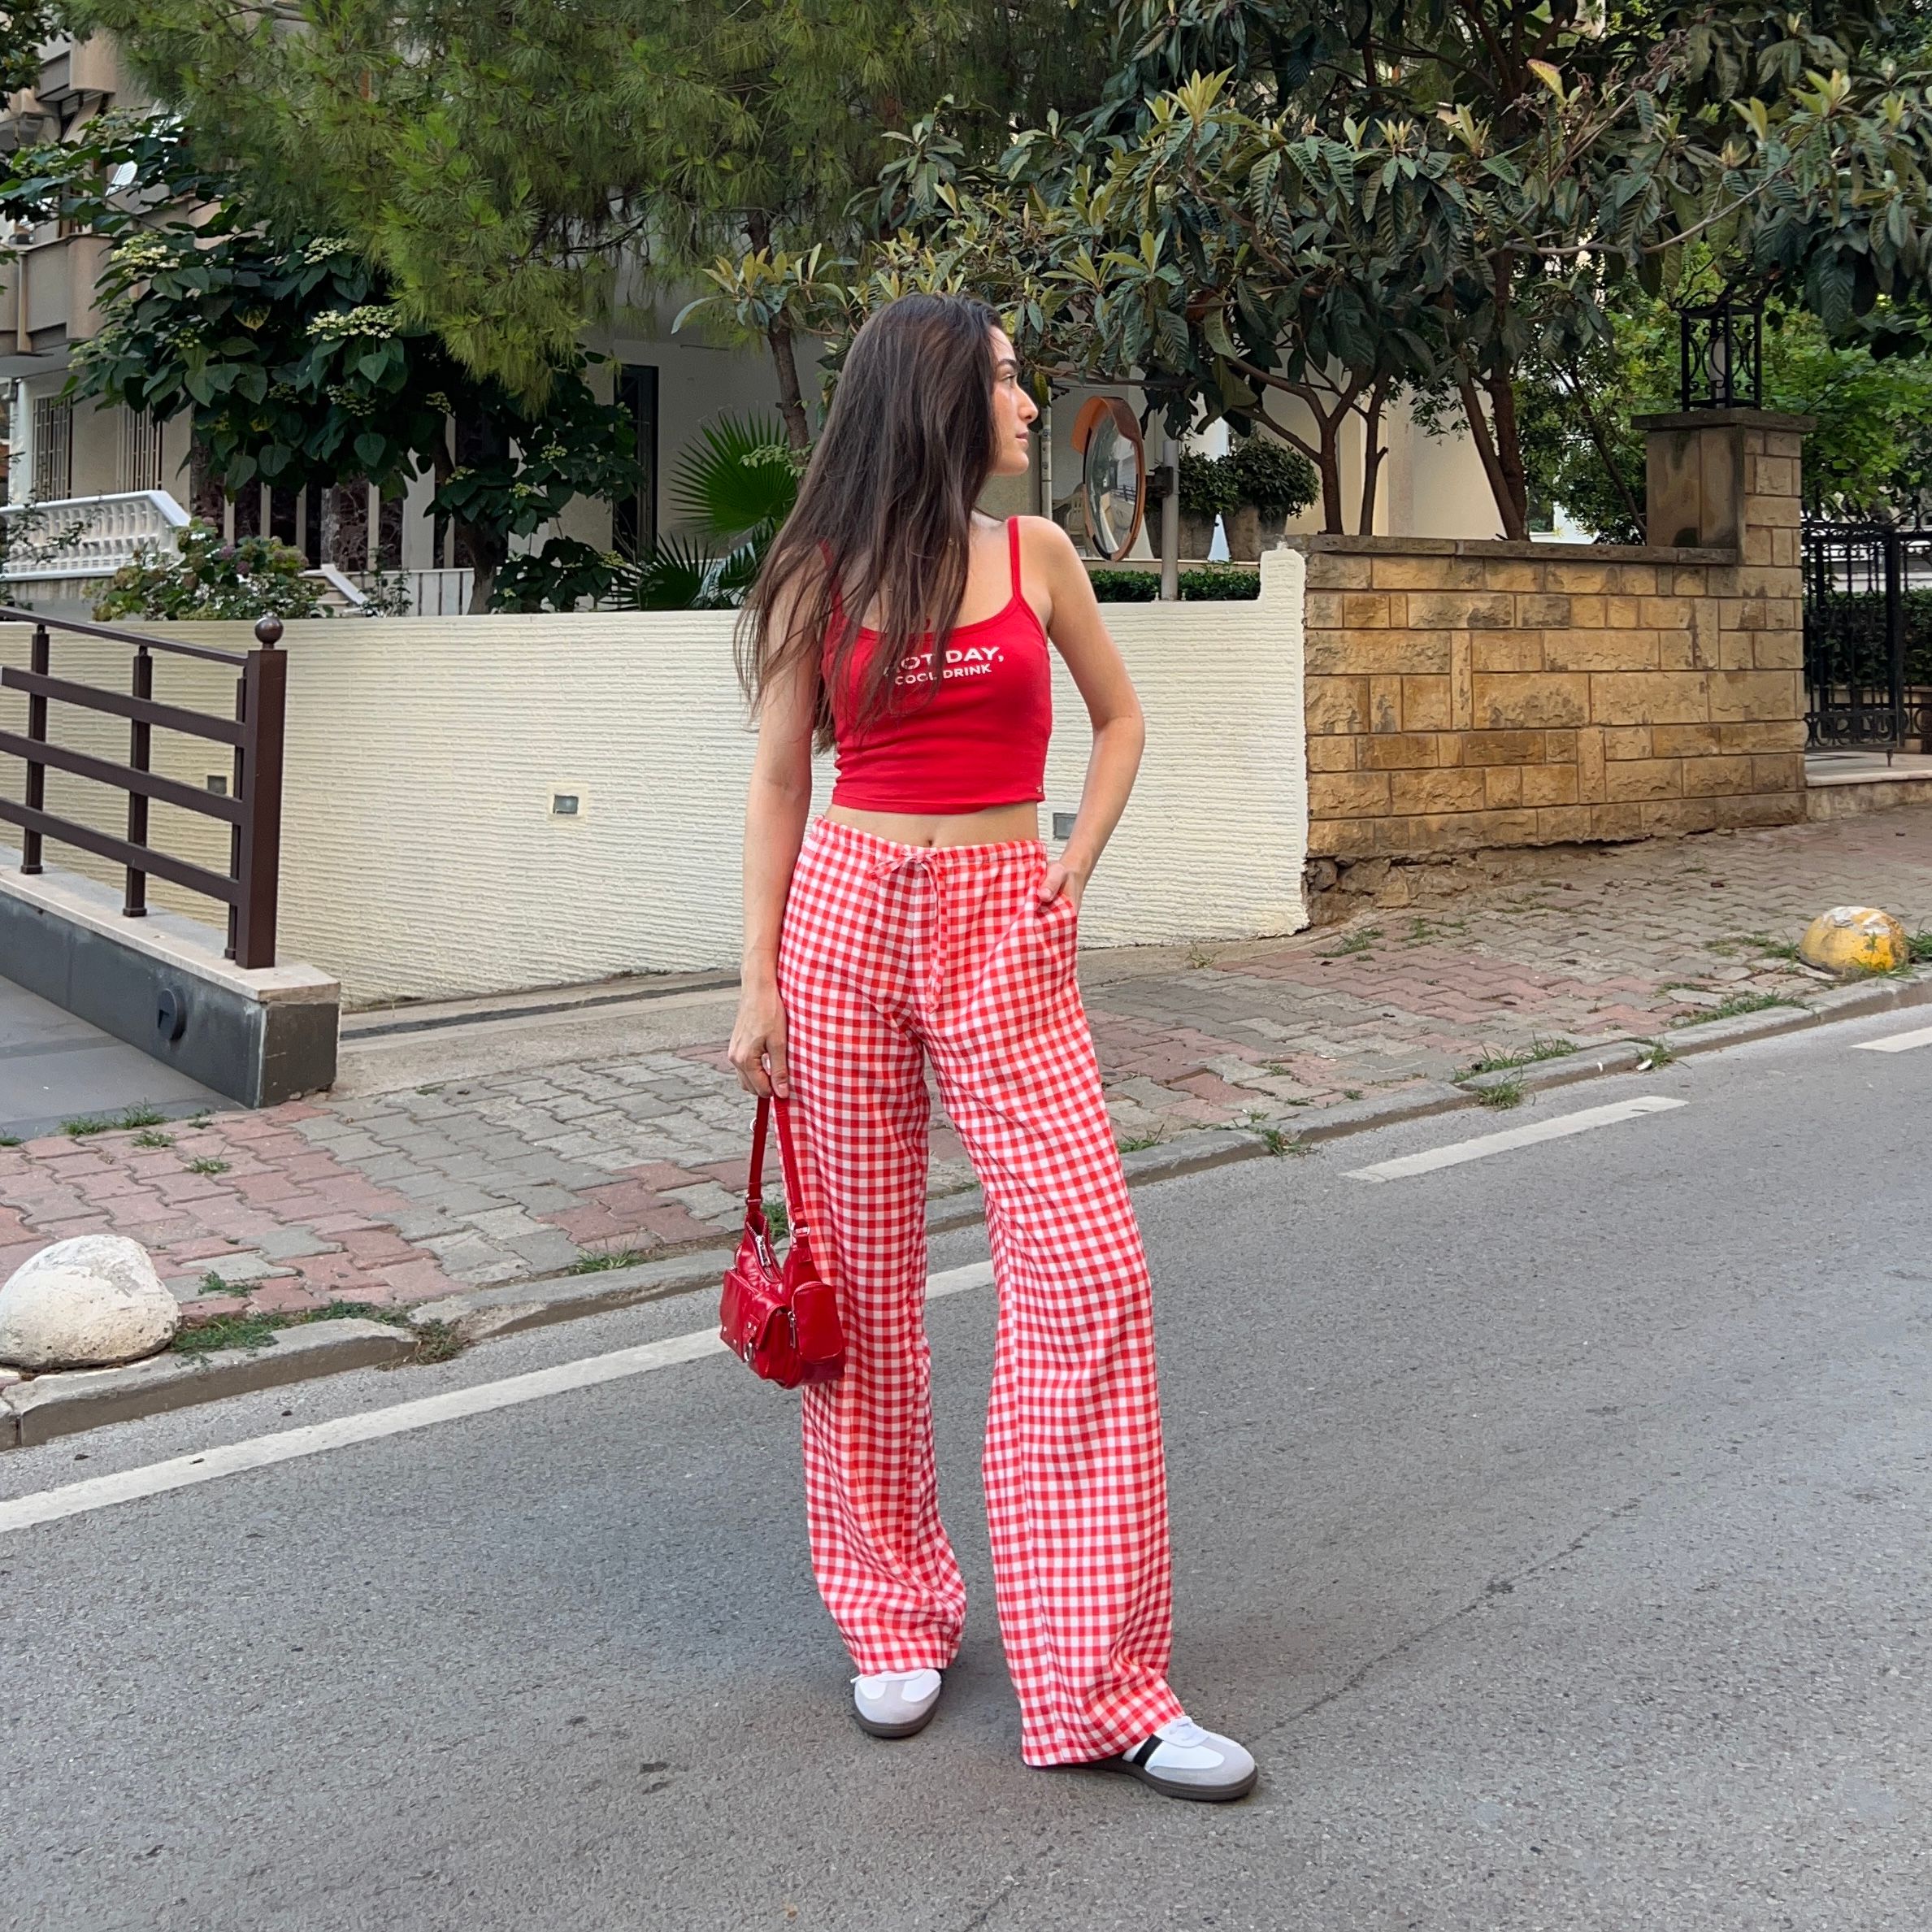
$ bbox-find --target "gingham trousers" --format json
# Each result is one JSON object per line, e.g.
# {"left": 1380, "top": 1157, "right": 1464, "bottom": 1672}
{"left": 776, "top": 816, "right": 1185, "bottom": 1765}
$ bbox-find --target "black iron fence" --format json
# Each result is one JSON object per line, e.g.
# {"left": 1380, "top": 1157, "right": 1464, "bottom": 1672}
{"left": 1799, "top": 522, "right": 1932, "bottom": 753}
{"left": 0, "top": 607, "right": 287, "bottom": 967}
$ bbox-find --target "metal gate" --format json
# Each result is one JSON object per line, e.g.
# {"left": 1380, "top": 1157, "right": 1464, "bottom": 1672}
{"left": 1801, "top": 521, "right": 1907, "bottom": 751}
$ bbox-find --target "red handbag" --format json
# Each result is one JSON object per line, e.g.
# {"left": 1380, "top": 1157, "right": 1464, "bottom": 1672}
{"left": 719, "top": 1096, "right": 845, "bottom": 1387}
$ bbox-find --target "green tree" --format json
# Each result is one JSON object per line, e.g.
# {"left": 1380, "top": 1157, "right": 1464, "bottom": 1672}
{"left": 0, "top": 115, "right": 641, "bottom": 609}
{"left": 1517, "top": 294, "right": 1932, "bottom": 541}
{"left": 1189, "top": 2, "right": 1932, "bottom": 532}
{"left": 64, "top": 0, "right": 1117, "bottom": 445}
{"left": 1, "top": 2, "right": 63, "bottom": 98}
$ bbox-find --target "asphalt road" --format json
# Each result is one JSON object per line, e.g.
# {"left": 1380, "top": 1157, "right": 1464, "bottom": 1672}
{"left": 3, "top": 1009, "right": 1930, "bottom": 1931}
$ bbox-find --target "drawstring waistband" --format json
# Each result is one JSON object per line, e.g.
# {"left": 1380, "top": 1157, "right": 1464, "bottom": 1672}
{"left": 809, "top": 817, "right": 1048, "bottom": 1019}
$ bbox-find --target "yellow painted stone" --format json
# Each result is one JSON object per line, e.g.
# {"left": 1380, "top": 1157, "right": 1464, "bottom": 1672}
{"left": 1798, "top": 905, "right": 1909, "bottom": 976}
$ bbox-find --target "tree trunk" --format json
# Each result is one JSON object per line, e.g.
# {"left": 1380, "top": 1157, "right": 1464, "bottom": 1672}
{"left": 188, "top": 427, "right": 224, "bottom": 528}
{"left": 1485, "top": 370, "right": 1530, "bottom": 540}
{"left": 1316, "top": 417, "right": 1346, "bottom": 535}
{"left": 1561, "top": 366, "right": 1645, "bottom": 536}
{"left": 1456, "top": 372, "right": 1530, "bottom": 542}
{"left": 376, "top": 491, "right": 406, "bottom": 570}
{"left": 320, "top": 481, "right": 370, "bottom": 573}
{"left": 231, "top": 484, "right": 262, "bottom": 541}
{"left": 744, "top": 209, "right": 812, "bottom": 451}
{"left": 768, "top": 322, "right": 811, "bottom": 451}
{"left": 1357, "top": 381, "right": 1389, "bottom": 536}
{"left": 453, "top": 409, "right": 510, "bottom": 612}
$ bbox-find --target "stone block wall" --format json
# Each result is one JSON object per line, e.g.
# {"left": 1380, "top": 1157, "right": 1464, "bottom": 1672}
{"left": 1295, "top": 414, "right": 1808, "bottom": 862}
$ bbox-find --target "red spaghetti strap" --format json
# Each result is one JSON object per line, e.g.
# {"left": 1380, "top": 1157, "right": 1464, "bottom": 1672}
{"left": 1007, "top": 516, "right": 1022, "bottom": 600}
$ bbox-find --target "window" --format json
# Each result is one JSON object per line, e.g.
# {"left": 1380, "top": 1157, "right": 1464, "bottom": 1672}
{"left": 120, "top": 408, "right": 163, "bottom": 493}
{"left": 30, "top": 395, "right": 71, "bottom": 500}
{"left": 612, "top": 363, "right": 659, "bottom": 561}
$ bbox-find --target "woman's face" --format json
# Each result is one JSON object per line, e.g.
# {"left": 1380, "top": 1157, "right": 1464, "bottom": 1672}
{"left": 988, "top": 327, "right": 1038, "bottom": 480}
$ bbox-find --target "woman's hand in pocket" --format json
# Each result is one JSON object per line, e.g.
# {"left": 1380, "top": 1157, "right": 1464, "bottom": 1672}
{"left": 1035, "top": 858, "right": 1085, "bottom": 910}
{"left": 729, "top": 983, "right": 792, "bottom": 1098}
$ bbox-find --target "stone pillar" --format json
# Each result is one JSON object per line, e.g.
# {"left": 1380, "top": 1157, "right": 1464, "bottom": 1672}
{"left": 1635, "top": 406, "right": 1813, "bottom": 803}
{"left": 1634, "top": 406, "right": 1813, "bottom": 556}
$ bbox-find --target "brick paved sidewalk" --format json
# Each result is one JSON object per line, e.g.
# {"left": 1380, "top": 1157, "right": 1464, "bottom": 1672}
{"left": 3, "top": 810, "right": 1929, "bottom": 1326}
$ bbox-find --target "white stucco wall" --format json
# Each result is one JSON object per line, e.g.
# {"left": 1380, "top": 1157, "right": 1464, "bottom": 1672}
{"left": 0, "top": 548, "right": 1307, "bottom": 1005}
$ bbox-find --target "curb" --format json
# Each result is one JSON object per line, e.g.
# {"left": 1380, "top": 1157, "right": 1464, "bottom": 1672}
{"left": 0, "top": 1319, "right": 414, "bottom": 1448}
{"left": 8, "top": 965, "right": 1930, "bottom": 1448}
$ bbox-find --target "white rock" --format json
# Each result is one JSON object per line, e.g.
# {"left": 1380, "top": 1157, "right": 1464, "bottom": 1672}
{"left": 0, "top": 1235, "right": 180, "bottom": 1370}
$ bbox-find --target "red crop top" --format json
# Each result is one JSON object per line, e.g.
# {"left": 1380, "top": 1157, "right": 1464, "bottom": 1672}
{"left": 827, "top": 519, "right": 1053, "bottom": 815}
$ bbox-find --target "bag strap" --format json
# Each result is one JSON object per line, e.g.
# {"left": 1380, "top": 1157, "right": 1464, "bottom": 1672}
{"left": 745, "top": 1096, "right": 810, "bottom": 1237}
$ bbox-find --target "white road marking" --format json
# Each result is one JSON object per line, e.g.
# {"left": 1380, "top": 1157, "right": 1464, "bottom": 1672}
{"left": 1344, "top": 1095, "right": 1687, "bottom": 1183}
{"left": 1852, "top": 1023, "right": 1932, "bottom": 1054}
{"left": 0, "top": 1259, "right": 997, "bottom": 1538}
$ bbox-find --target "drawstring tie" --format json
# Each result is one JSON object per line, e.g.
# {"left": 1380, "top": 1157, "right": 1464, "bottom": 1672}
{"left": 873, "top": 849, "right": 950, "bottom": 1016}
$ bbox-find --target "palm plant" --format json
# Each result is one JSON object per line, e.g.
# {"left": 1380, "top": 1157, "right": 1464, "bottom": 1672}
{"left": 632, "top": 412, "right": 801, "bottom": 610}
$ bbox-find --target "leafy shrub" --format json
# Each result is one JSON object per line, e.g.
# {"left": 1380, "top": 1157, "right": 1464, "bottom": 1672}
{"left": 93, "top": 522, "right": 325, "bottom": 621}
{"left": 624, "top": 412, "right": 801, "bottom": 610}
{"left": 354, "top": 571, "right": 414, "bottom": 617}
{"left": 492, "top": 538, "right": 630, "bottom": 612}
{"left": 1148, "top": 450, "right": 1241, "bottom": 518}
{"left": 1088, "top": 568, "right": 1261, "bottom": 602}
{"left": 1817, "top": 588, "right": 1932, "bottom": 684}
{"left": 1228, "top": 436, "right": 1319, "bottom": 517}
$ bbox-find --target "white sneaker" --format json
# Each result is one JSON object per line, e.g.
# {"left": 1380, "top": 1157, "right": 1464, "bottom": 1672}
{"left": 851, "top": 1669, "right": 944, "bottom": 1739}
{"left": 1110, "top": 1717, "right": 1257, "bottom": 1801}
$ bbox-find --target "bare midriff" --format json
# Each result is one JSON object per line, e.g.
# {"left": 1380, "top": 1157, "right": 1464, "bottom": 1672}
{"left": 823, "top": 801, "right": 1040, "bottom": 849}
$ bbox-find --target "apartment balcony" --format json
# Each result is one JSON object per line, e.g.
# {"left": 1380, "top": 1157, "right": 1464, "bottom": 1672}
{"left": 26, "top": 37, "right": 119, "bottom": 115}
{"left": 0, "top": 489, "right": 190, "bottom": 606}
{"left": 0, "top": 97, "right": 56, "bottom": 154}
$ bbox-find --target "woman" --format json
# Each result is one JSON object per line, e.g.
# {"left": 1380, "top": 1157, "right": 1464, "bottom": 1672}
{"left": 728, "top": 292, "right": 1255, "bottom": 1803}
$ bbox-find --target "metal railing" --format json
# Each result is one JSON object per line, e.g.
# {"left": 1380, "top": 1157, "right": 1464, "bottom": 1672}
{"left": 0, "top": 606, "right": 287, "bottom": 967}
{"left": 1801, "top": 521, "right": 1910, "bottom": 754}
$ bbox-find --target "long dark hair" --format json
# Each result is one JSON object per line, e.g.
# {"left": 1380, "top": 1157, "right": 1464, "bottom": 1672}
{"left": 737, "top": 292, "right": 1002, "bottom": 740}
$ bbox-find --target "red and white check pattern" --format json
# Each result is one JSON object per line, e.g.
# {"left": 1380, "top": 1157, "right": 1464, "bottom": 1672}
{"left": 777, "top": 816, "right": 1185, "bottom": 1765}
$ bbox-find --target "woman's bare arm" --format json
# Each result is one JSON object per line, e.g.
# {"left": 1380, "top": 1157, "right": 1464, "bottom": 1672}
{"left": 729, "top": 650, "right": 818, "bottom": 1097}
{"left": 1022, "top": 517, "right": 1146, "bottom": 906}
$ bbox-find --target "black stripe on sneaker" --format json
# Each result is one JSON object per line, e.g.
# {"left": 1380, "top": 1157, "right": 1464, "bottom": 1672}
{"left": 1128, "top": 1736, "right": 1162, "bottom": 1769}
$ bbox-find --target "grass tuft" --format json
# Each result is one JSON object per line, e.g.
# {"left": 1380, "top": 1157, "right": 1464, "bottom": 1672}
{"left": 171, "top": 1310, "right": 284, "bottom": 1357}
{"left": 1669, "top": 992, "right": 1804, "bottom": 1027}
{"left": 1633, "top": 1036, "right": 1678, "bottom": 1070}
{"left": 568, "top": 1248, "right": 652, "bottom": 1274}
{"left": 0, "top": 1135, "right": 19, "bottom": 1149}
{"left": 1908, "top": 928, "right": 1932, "bottom": 965}
{"left": 410, "top": 1318, "right": 467, "bottom": 1364}
{"left": 1468, "top": 1037, "right": 1576, "bottom": 1075}
{"left": 132, "top": 1130, "right": 174, "bottom": 1150}
{"left": 171, "top": 1296, "right": 466, "bottom": 1363}
{"left": 187, "top": 1157, "right": 229, "bottom": 1176}
{"left": 1319, "top": 926, "right": 1384, "bottom": 958}
{"left": 65, "top": 1105, "right": 170, "bottom": 1135}
{"left": 1474, "top": 1075, "right": 1526, "bottom": 1109}
{"left": 1118, "top": 1131, "right": 1166, "bottom": 1153}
